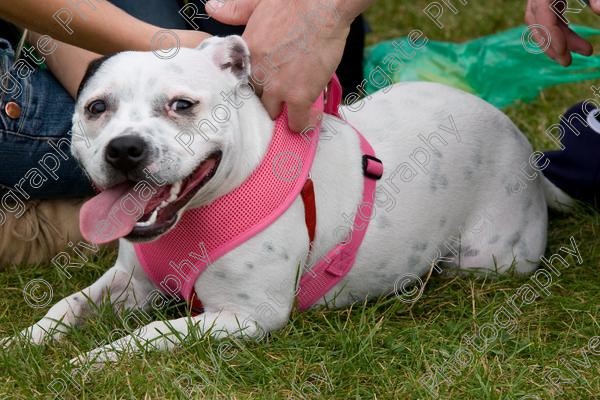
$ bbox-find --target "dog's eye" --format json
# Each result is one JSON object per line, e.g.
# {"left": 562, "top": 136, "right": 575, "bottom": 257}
{"left": 87, "top": 100, "right": 106, "bottom": 115}
{"left": 169, "top": 99, "right": 194, "bottom": 112}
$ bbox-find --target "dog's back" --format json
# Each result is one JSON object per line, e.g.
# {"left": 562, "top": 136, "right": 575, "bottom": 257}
{"left": 309, "top": 82, "right": 549, "bottom": 307}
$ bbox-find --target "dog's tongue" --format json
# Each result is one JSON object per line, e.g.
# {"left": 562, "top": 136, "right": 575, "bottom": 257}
{"left": 80, "top": 182, "right": 150, "bottom": 244}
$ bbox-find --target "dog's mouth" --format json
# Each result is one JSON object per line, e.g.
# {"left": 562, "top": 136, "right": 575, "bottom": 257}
{"left": 80, "top": 151, "right": 222, "bottom": 244}
{"left": 127, "top": 151, "right": 222, "bottom": 241}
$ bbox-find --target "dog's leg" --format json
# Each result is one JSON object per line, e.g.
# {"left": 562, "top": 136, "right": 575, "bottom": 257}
{"left": 73, "top": 202, "right": 307, "bottom": 365}
{"left": 4, "top": 242, "right": 154, "bottom": 345}
{"left": 72, "top": 309, "right": 264, "bottom": 365}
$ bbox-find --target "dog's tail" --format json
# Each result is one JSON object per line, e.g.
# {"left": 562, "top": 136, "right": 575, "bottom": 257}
{"left": 542, "top": 177, "right": 575, "bottom": 212}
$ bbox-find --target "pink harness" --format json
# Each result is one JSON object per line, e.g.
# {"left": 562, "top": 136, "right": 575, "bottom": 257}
{"left": 134, "top": 77, "right": 383, "bottom": 311}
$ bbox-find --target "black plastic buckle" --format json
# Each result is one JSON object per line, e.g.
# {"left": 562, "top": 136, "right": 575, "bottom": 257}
{"left": 362, "top": 154, "right": 383, "bottom": 180}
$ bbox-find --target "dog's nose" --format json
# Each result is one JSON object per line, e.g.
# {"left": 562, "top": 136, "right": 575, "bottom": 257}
{"left": 105, "top": 135, "right": 149, "bottom": 172}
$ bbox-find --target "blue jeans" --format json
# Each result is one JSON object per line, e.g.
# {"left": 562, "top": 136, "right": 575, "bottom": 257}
{"left": 0, "top": 38, "right": 93, "bottom": 199}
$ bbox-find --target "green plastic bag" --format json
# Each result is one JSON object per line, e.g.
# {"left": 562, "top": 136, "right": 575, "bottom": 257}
{"left": 363, "top": 25, "right": 600, "bottom": 108}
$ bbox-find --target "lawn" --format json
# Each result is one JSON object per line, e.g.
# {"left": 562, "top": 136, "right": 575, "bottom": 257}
{"left": 2, "top": 1, "right": 600, "bottom": 399}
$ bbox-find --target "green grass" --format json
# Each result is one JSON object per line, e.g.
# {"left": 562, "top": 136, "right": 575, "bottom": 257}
{"left": 2, "top": 1, "right": 600, "bottom": 399}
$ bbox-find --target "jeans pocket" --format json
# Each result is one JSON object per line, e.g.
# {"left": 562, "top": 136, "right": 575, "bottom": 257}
{"left": 0, "top": 37, "right": 36, "bottom": 135}
{"left": 0, "top": 37, "right": 15, "bottom": 131}
{"left": 0, "top": 37, "right": 90, "bottom": 199}
{"left": 0, "top": 37, "right": 74, "bottom": 140}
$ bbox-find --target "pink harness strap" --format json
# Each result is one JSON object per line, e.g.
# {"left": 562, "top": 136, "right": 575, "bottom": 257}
{"left": 296, "top": 83, "right": 383, "bottom": 311}
{"left": 133, "top": 76, "right": 383, "bottom": 311}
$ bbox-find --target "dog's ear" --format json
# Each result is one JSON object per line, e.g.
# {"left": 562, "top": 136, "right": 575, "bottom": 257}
{"left": 198, "top": 35, "right": 250, "bottom": 80}
{"left": 77, "top": 53, "right": 118, "bottom": 98}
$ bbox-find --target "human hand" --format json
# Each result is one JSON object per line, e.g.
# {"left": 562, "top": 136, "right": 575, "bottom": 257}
{"left": 207, "top": 0, "right": 357, "bottom": 132}
{"left": 525, "top": 0, "right": 600, "bottom": 66}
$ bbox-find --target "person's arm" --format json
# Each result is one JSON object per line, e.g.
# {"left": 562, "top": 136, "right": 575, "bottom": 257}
{"left": 207, "top": 0, "right": 374, "bottom": 132}
{"left": 27, "top": 32, "right": 97, "bottom": 98}
{"left": 0, "top": 0, "right": 207, "bottom": 53}
{"left": 525, "top": 0, "right": 600, "bottom": 66}
{"left": 8, "top": 1, "right": 211, "bottom": 100}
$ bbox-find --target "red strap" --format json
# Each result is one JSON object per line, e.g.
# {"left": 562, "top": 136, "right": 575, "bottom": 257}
{"left": 300, "top": 178, "right": 317, "bottom": 244}
{"left": 298, "top": 75, "right": 342, "bottom": 246}
{"left": 190, "top": 292, "right": 204, "bottom": 316}
{"left": 297, "top": 131, "right": 383, "bottom": 311}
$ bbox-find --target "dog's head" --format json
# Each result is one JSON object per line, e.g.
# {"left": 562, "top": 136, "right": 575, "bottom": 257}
{"left": 73, "top": 35, "right": 260, "bottom": 244}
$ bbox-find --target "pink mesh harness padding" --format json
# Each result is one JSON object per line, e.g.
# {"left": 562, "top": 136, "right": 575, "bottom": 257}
{"left": 134, "top": 77, "right": 383, "bottom": 310}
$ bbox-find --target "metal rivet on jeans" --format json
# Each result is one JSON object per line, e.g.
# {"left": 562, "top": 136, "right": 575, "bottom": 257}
{"left": 5, "top": 101, "right": 21, "bottom": 119}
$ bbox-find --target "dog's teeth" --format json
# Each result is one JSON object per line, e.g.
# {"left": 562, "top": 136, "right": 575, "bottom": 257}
{"left": 168, "top": 181, "right": 182, "bottom": 202}
{"left": 136, "top": 208, "right": 158, "bottom": 227}
{"left": 135, "top": 181, "right": 183, "bottom": 228}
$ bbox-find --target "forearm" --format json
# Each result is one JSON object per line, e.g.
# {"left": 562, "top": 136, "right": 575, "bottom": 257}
{"left": 0, "top": 0, "right": 159, "bottom": 54}
{"left": 28, "top": 32, "right": 99, "bottom": 99}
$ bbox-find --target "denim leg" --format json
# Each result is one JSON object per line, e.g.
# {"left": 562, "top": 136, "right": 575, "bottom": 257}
{"left": 108, "top": 0, "right": 190, "bottom": 29}
{"left": 108, "top": 0, "right": 244, "bottom": 34}
{"left": 0, "top": 38, "right": 94, "bottom": 199}
{"left": 542, "top": 102, "right": 600, "bottom": 208}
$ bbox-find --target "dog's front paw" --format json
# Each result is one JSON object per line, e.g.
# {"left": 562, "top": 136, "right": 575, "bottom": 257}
{"left": 1, "top": 325, "right": 60, "bottom": 348}
{"left": 70, "top": 345, "right": 122, "bottom": 369}
{"left": 18, "top": 324, "right": 66, "bottom": 346}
